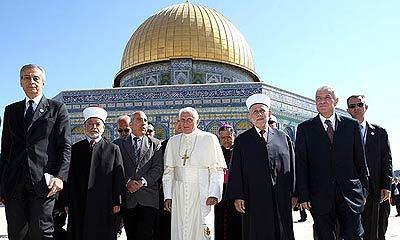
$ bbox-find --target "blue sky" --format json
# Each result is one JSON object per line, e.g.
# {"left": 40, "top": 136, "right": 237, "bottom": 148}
{"left": 1, "top": 0, "right": 399, "bottom": 169}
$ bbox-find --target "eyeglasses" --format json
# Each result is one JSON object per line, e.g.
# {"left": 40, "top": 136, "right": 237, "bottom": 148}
{"left": 348, "top": 102, "right": 365, "bottom": 109}
{"left": 180, "top": 118, "right": 194, "bottom": 124}
{"left": 117, "top": 128, "right": 130, "bottom": 133}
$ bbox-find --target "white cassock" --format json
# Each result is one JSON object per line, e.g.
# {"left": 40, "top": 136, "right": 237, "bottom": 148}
{"left": 163, "top": 128, "right": 226, "bottom": 240}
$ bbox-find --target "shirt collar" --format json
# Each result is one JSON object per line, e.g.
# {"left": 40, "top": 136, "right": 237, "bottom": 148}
{"left": 25, "top": 94, "right": 43, "bottom": 110}
{"left": 319, "top": 113, "right": 336, "bottom": 129}
{"left": 360, "top": 120, "right": 367, "bottom": 129}
{"left": 131, "top": 133, "right": 144, "bottom": 141}
{"left": 25, "top": 94, "right": 42, "bottom": 106}
{"left": 254, "top": 126, "right": 269, "bottom": 137}
{"left": 86, "top": 136, "right": 102, "bottom": 143}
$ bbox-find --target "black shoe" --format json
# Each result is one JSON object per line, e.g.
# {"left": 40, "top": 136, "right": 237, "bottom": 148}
{"left": 297, "top": 218, "right": 307, "bottom": 222}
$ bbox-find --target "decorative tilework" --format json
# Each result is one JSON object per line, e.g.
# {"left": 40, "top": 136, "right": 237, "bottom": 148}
{"left": 160, "top": 73, "right": 171, "bottom": 85}
{"left": 206, "top": 73, "right": 222, "bottom": 83}
{"left": 173, "top": 70, "right": 190, "bottom": 84}
{"left": 117, "top": 59, "right": 255, "bottom": 87}
{"left": 136, "top": 78, "right": 144, "bottom": 86}
{"left": 56, "top": 81, "right": 348, "bottom": 141}
{"left": 145, "top": 75, "right": 158, "bottom": 85}
{"left": 193, "top": 73, "right": 205, "bottom": 84}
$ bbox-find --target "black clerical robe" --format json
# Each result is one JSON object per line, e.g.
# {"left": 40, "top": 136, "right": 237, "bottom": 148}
{"left": 66, "top": 138, "right": 125, "bottom": 240}
{"left": 227, "top": 127, "right": 295, "bottom": 240}
{"left": 215, "top": 146, "right": 242, "bottom": 240}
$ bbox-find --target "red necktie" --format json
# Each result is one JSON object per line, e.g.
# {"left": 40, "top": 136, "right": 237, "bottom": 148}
{"left": 325, "top": 120, "right": 334, "bottom": 144}
{"left": 259, "top": 129, "right": 266, "bottom": 140}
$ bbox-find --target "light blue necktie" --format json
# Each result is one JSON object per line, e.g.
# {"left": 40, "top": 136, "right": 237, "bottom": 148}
{"left": 359, "top": 125, "right": 365, "bottom": 146}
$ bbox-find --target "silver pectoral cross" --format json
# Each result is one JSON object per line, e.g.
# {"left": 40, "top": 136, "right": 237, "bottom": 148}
{"left": 181, "top": 150, "right": 189, "bottom": 166}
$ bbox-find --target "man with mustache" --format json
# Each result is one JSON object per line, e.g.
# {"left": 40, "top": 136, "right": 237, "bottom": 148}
{"left": 116, "top": 115, "right": 132, "bottom": 140}
{"left": 65, "top": 107, "right": 125, "bottom": 240}
{"left": 226, "top": 93, "right": 296, "bottom": 240}
{"left": 113, "top": 111, "right": 163, "bottom": 240}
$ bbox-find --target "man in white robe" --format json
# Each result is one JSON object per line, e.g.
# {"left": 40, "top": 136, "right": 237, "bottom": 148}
{"left": 163, "top": 107, "right": 226, "bottom": 240}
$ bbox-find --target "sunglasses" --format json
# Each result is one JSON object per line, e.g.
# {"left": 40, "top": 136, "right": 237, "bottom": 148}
{"left": 117, "top": 128, "right": 130, "bottom": 133}
{"left": 348, "top": 102, "right": 365, "bottom": 109}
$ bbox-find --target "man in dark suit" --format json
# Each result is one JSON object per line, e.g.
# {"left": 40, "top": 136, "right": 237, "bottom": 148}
{"left": 227, "top": 93, "right": 296, "bottom": 240}
{"left": 391, "top": 178, "right": 400, "bottom": 216}
{"left": 114, "top": 114, "right": 132, "bottom": 237}
{"left": 347, "top": 94, "right": 392, "bottom": 240}
{"left": 113, "top": 111, "right": 163, "bottom": 240}
{"left": 116, "top": 115, "right": 132, "bottom": 140}
{"left": 296, "top": 86, "right": 370, "bottom": 240}
{"left": 0, "top": 64, "right": 71, "bottom": 239}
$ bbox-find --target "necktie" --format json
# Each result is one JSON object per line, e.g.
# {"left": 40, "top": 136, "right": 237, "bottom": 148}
{"left": 90, "top": 139, "right": 96, "bottom": 149}
{"left": 133, "top": 137, "right": 141, "bottom": 163}
{"left": 260, "top": 129, "right": 276, "bottom": 185}
{"left": 259, "top": 129, "right": 266, "bottom": 140}
{"left": 325, "top": 119, "right": 334, "bottom": 144}
{"left": 24, "top": 100, "right": 34, "bottom": 129}
{"left": 359, "top": 125, "right": 365, "bottom": 146}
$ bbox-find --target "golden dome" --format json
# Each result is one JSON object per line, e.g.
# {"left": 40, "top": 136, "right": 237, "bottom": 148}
{"left": 116, "top": 2, "right": 257, "bottom": 83}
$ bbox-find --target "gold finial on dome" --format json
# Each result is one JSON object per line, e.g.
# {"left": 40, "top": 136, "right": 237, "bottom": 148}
{"left": 115, "top": 2, "right": 258, "bottom": 84}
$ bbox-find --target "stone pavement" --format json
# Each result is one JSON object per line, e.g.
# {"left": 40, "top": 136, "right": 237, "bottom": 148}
{"left": 0, "top": 205, "right": 399, "bottom": 239}
{"left": 292, "top": 207, "right": 400, "bottom": 239}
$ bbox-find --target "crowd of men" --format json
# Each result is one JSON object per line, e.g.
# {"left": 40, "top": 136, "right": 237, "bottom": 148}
{"left": 0, "top": 64, "right": 395, "bottom": 240}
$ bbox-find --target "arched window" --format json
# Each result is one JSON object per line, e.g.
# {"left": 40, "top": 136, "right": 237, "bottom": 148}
{"left": 206, "top": 121, "right": 222, "bottom": 136}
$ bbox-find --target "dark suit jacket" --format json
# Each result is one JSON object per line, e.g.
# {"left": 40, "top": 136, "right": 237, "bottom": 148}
{"left": 364, "top": 122, "right": 392, "bottom": 198}
{"left": 113, "top": 135, "right": 163, "bottom": 209}
{"left": 0, "top": 96, "right": 71, "bottom": 198}
{"left": 295, "top": 114, "right": 369, "bottom": 214}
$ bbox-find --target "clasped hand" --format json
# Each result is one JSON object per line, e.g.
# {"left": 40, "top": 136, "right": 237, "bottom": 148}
{"left": 47, "top": 177, "right": 63, "bottom": 197}
{"left": 127, "top": 179, "right": 143, "bottom": 193}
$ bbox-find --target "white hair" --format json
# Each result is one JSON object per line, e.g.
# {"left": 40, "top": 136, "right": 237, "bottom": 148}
{"left": 20, "top": 64, "right": 46, "bottom": 81}
{"left": 179, "top": 107, "right": 199, "bottom": 120}
{"left": 316, "top": 86, "right": 337, "bottom": 100}
{"left": 116, "top": 115, "right": 131, "bottom": 124}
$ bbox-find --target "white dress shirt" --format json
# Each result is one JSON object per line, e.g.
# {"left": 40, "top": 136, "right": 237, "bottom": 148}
{"left": 319, "top": 113, "right": 336, "bottom": 131}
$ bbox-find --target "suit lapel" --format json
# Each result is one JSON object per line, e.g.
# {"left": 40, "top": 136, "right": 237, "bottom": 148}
{"left": 88, "top": 138, "right": 104, "bottom": 188}
{"left": 27, "top": 96, "right": 49, "bottom": 131}
{"left": 333, "top": 114, "right": 343, "bottom": 144}
{"left": 250, "top": 127, "right": 265, "bottom": 146}
{"left": 16, "top": 100, "right": 26, "bottom": 135}
{"left": 312, "top": 114, "right": 341, "bottom": 145}
{"left": 122, "top": 136, "right": 135, "bottom": 163}
{"left": 365, "top": 122, "right": 375, "bottom": 151}
{"left": 311, "top": 115, "right": 332, "bottom": 145}
{"left": 138, "top": 136, "right": 151, "bottom": 169}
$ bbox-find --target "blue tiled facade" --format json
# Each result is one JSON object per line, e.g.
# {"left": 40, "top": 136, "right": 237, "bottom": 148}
{"left": 54, "top": 78, "right": 341, "bottom": 143}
